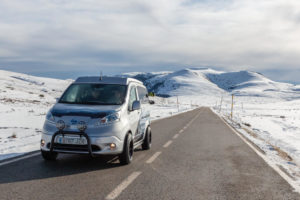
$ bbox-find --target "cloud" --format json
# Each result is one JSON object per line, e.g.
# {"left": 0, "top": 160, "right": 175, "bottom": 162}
{"left": 0, "top": 0, "right": 299, "bottom": 82}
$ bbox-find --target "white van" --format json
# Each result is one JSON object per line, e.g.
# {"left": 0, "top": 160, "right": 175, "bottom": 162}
{"left": 40, "top": 76, "right": 152, "bottom": 165}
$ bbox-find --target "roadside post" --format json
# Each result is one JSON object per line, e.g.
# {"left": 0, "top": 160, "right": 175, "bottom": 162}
{"left": 231, "top": 94, "right": 234, "bottom": 120}
{"left": 219, "top": 95, "right": 223, "bottom": 113}
{"left": 177, "top": 96, "right": 179, "bottom": 112}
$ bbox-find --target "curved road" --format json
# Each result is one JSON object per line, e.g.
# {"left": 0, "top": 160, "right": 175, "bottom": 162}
{"left": 0, "top": 107, "right": 299, "bottom": 200}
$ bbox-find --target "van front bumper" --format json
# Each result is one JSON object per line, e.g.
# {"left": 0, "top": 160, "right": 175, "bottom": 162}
{"left": 40, "top": 131, "right": 124, "bottom": 156}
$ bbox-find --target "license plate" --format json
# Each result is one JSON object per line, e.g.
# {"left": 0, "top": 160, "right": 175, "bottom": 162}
{"left": 55, "top": 135, "right": 87, "bottom": 145}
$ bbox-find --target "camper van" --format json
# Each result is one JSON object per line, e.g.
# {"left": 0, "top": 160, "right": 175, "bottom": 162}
{"left": 40, "top": 76, "right": 151, "bottom": 165}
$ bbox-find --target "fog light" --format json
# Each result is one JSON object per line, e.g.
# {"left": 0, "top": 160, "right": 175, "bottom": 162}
{"left": 110, "top": 143, "right": 116, "bottom": 150}
{"left": 77, "top": 121, "right": 87, "bottom": 132}
{"left": 56, "top": 120, "right": 65, "bottom": 131}
{"left": 41, "top": 139, "right": 45, "bottom": 147}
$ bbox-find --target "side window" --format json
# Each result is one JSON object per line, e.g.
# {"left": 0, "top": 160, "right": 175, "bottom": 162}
{"left": 137, "top": 86, "right": 149, "bottom": 104}
{"left": 129, "top": 86, "right": 137, "bottom": 109}
{"left": 60, "top": 84, "right": 79, "bottom": 102}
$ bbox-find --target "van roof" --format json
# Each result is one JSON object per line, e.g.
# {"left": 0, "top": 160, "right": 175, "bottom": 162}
{"left": 74, "top": 76, "right": 143, "bottom": 86}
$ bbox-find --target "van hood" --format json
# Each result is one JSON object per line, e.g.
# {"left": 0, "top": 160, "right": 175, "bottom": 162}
{"left": 51, "top": 103, "right": 122, "bottom": 118}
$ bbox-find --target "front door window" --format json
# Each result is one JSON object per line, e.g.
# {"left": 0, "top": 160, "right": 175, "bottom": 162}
{"left": 129, "top": 86, "right": 137, "bottom": 110}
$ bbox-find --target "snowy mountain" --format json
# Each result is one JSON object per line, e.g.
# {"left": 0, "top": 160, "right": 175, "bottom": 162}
{"left": 0, "top": 70, "right": 72, "bottom": 160}
{"left": 122, "top": 68, "right": 300, "bottom": 100}
{"left": 0, "top": 70, "right": 72, "bottom": 105}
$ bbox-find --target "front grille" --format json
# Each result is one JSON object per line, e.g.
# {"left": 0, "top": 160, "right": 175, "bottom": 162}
{"left": 53, "top": 143, "right": 89, "bottom": 151}
{"left": 50, "top": 132, "right": 101, "bottom": 155}
{"left": 91, "top": 145, "right": 101, "bottom": 151}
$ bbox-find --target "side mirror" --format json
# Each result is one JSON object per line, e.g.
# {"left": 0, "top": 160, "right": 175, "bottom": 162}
{"left": 131, "top": 100, "right": 141, "bottom": 111}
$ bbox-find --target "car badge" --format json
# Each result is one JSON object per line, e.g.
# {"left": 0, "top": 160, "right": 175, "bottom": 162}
{"left": 70, "top": 119, "right": 77, "bottom": 125}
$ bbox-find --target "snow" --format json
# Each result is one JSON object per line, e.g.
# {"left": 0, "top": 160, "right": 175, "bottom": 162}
{"left": 1, "top": 67, "right": 300, "bottom": 187}
{"left": 0, "top": 70, "right": 72, "bottom": 160}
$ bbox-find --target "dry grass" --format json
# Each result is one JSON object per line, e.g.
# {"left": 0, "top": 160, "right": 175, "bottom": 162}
{"left": 242, "top": 127, "right": 258, "bottom": 138}
{"left": 8, "top": 133, "right": 17, "bottom": 139}
{"left": 0, "top": 98, "right": 41, "bottom": 104}
{"left": 243, "top": 127, "right": 293, "bottom": 162}
{"left": 272, "top": 146, "right": 293, "bottom": 161}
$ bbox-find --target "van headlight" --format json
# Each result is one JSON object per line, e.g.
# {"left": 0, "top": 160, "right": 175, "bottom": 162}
{"left": 46, "top": 111, "right": 55, "bottom": 123}
{"left": 96, "top": 112, "right": 120, "bottom": 126}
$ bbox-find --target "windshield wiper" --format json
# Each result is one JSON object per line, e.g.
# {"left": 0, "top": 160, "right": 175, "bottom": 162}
{"left": 59, "top": 101, "right": 77, "bottom": 104}
{"left": 82, "top": 101, "right": 119, "bottom": 105}
{"left": 59, "top": 101, "right": 121, "bottom": 105}
{"left": 84, "top": 101, "right": 105, "bottom": 105}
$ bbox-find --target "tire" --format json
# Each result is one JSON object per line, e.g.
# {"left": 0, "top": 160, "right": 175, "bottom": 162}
{"left": 142, "top": 127, "right": 152, "bottom": 150}
{"left": 119, "top": 133, "right": 133, "bottom": 165}
{"left": 41, "top": 150, "right": 58, "bottom": 161}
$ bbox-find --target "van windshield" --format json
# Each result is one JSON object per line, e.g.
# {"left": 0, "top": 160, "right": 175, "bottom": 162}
{"left": 59, "top": 84, "right": 127, "bottom": 105}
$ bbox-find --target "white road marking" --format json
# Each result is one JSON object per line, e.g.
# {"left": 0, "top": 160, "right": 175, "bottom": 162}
{"left": 163, "top": 140, "right": 173, "bottom": 148}
{"left": 105, "top": 171, "right": 142, "bottom": 200}
{"left": 0, "top": 152, "right": 40, "bottom": 167}
{"left": 146, "top": 151, "right": 162, "bottom": 164}
{"left": 178, "top": 110, "right": 201, "bottom": 135}
{"left": 213, "top": 109, "right": 300, "bottom": 194}
{"left": 173, "top": 134, "right": 179, "bottom": 139}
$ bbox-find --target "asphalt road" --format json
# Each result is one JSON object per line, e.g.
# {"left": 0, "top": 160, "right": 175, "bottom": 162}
{"left": 0, "top": 107, "right": 299, "bottom": 200}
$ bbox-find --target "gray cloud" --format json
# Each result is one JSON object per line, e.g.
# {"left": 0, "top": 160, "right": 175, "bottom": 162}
{"left": 0, "top": 0, "right": 299, "bottom": 83}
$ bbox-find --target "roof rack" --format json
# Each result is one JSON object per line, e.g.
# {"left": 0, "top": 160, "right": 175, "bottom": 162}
{"left": 74, "top": 76, "right": 143, "bottom": 85}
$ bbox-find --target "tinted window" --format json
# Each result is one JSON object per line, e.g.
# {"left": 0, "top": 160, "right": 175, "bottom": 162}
{"left": 137, "top": 86, "right": 149, "bottom": 104}
{"left": 59, "top": 84, "right": 127, "bottom": 105}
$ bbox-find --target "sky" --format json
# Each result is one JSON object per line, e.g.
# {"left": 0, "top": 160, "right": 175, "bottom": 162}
{"left": 0, "top": 0, "right": 299, "bottom": 83}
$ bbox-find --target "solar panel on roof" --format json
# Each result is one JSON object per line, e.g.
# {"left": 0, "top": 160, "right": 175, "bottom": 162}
{"left": 74, "top": 76, "right": 142, "bottom": 85}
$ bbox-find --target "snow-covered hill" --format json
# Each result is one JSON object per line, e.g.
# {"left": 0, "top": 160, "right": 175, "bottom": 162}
{"left": 0, "top": 70, "right": 72, "bottom": 105}
{"left": 122, "top": 68, "right": 300, "bottom": 100}
{"left": 122, "top": 68, "right": 224, "bottom": 97}
{"left": 0, "top": 70, "right": 72, "bottom": 160}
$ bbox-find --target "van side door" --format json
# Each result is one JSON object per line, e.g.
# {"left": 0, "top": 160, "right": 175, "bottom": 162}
{"left": 137, "top": 86, "right": 150, "bottom": 139}
{"left": 128, "top": 85, "right": 140, "bottom": 140}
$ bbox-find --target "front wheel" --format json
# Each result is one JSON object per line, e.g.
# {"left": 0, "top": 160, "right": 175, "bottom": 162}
{"left": 41, "top": 150, "right": 58, "bottom": 161}
{"left": 142, "top": 127, "right": 152, "bottom": 150}
{"left": 119, "top": 133, "right": 133, "bottom": 165}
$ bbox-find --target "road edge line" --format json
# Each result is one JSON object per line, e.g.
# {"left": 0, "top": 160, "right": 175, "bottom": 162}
{"left": 0, "top": 151, "right": 40, "bottom": 167}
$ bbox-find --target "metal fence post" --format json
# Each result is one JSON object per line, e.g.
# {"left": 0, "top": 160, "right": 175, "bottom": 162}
{"left": 231, "top": 94, "right": 234, "bottom": 119}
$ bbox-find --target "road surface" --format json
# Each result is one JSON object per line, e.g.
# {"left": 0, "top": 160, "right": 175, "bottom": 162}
{"left": 0, "top": 107, "right": 299, "bottom": 200}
